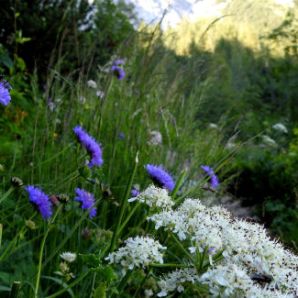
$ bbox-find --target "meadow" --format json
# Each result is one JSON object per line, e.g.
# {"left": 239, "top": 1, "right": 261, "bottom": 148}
{"left": 0, "top": 0, "right": 297, "bottom": 297}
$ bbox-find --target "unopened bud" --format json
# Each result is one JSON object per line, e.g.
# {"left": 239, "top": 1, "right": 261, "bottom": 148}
{"left": 11, "top": 177, "right": 23, "bottom": 187}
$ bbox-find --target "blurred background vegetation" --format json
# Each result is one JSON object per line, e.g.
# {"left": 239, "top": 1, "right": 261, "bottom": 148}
{"left": 0, "top": 0, "right": 297, "bottom": 294}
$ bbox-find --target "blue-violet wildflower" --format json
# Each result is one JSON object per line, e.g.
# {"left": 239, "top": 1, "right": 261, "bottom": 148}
{"left": 131, "top": 186, "right": 140, "bottom": 197}
{"left": 111, "top": 59, "right": 125, "bottom": 80}
{"left": 0, "top": 81, "right": 11, "bottom": 106}
{"left": 73, "top": 125, "right": 103, "bottom": 168}
{"left": 145, "top": 164, "right": 175, "bottom": 192}
{"left": 201, "top": 165, "right": 219, "bottom": 189}
{"left": 74, "top": 188, "right": 97, "bottom": 218}
{"left": 25, "top": 185, "right": 53, "bottom": 219}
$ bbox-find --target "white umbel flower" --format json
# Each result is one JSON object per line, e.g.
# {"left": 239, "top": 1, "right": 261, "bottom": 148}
{"left": 60, "top": 252, "right": 77, "bottom": 263}
{"left": 272, "top": 123, "right": 288, "bottom": 133}
{"left": 128, "top": 185, "right": 174, "bottom": 209}
{"left": 105, "top": 236, "right": 166, "bottom": 273}
{"left": 149, "top": 196, "right": 298, "bottom": 297}
{"left": 157, "top": 268, "right": 200, "bottom": 297}
{"left": 87, "top": 80, "right": 97, "bottom": 89}
{"left": 262, "top": 135, "right": 277, "bottom": 146}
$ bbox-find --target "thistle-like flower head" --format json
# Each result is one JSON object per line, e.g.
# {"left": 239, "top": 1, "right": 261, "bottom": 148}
{"left": 25, "top": 185, "right": 53, "bottom": 219}
{"left": 0, "top": 81, "right": 11, "bottom": 106}
{"left": 74, "top": 188, "right": 97, "bottom": 218}
{"left": 145, "top": 164, "right": 175, "bottom": 192}
{"left": 73, "top": 125, "right": 103, "bottom": 168}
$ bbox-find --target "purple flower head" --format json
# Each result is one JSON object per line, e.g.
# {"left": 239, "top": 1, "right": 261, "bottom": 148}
{"left": 25, "top": 185, "right": 53, "bottom": 219}
{"left": 201, "top": 165, "right": 220, "bottom": 189}
{"left": 111, "top": 65, "right": 126, "bottom": 80}
{"left": 145, "top": 164, "right": 175, "bottom": 192}
{"left": 131, "top": 186, "right": 140, "bottom": 197}
{"left": 0, "top": 81, "right": 11, "bottom": 106}
{"left": 73, "top": 125, "right": 103, "bottom": 168}
{"left": 74, "top": 188, "right": 97, "bottom": 218}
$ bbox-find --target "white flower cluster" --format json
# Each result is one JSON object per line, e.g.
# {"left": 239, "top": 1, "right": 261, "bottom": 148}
{"left": 272, "top": 123, "right": 288, "bottom": 134}
{"left": 60, "top": 252, "right": 77, "bottom": 263}
{"left": 147, "top": 194, "right": 298, "bottom": 297}
{"left": 157, "top": 268, "right": 200, "bottom": 297}
{"left": 105, "top": 236, "right": 166, "bottom": 274}
{"left": 128, "top": 185, "right": 174, "bottom": 209}
{"left": 262, "top": 135, "right": 277, "bottom": 146}
{"left": 200, "top": 263, "right": 293, "bottom": 298}
{"left": 149, "top": 198, "right": 231, "bottom": 252}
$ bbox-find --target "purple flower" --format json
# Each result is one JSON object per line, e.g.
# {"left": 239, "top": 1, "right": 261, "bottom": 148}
{"left": 73, "top": 125, "right": 103, "bottom": 168}
{"left": 0, "top": 81, "right": 11, "bottom": 106}
{"left": 111, "top": 65, "right": 126, "bottom": 80}
{"left": 25, "top": 186, "right": 53, "bottom": 219}
{"left": 145, "top": 164, "right": 175, "bottom": 192}
{"left": 74, "top": 188, "right": 97, "bottom": 218}
{"left": 131, "top": 186, "right": 140, "bottom": 197}
{"left": 201, "top": 165, "right": 219, "bottom": 189}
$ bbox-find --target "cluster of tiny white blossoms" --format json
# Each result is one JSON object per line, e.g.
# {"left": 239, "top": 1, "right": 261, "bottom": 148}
{"left": 157, "top": 268, "right": 200, "bottom": 297}
{"left": 144, "top": 187, "right": 298, "bottom": 297}
{"left": 272, "top": 123, "right": 288, "bottom": 134}
{"left": 105, "top": 236, "right": 166, "bottom": 274}
{"left": 200, "top": 263, "right": 294, "bottom": 298}
{"left": 128, "top": 185, "right": 174, "bottom": 209}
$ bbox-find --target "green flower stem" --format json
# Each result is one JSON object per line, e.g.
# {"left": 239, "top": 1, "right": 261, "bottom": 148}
{"left": 34, "top": 205, "right": 62, "bottom": 298}
{"left": 0, "top": 226, "right": 26, "bottom": 263}
{"left": 111, "top": 270, "right": 132, "bottom": 298}
{"left": 0, "top": 223, "right": 2, "bottom": 249}
{"left": 46, "top": 270, "right": 90, "bottom": 298}
{"left": 96, "top": 77, "right": 113, "bottom": 135}
{"left": 43, "top": 207, "right": 92, "bottom": 268}
{"left": 109, "top": 152, "right": 139, "bottom": 252}
{"left": 39, "top": 144, "right": 72, "bottom": 166}
{"left": 9, "top": 281, "right": 21, "bottom": 298}
{"left": 170, "top": 233, "right": 196, "bottom": 264}
{"left": 197, "top": 247, "right": 208, "bottom": 273}
{"left": 117, "top": 202, "right": 140, "bottom": 236}
{"left": 0, "top": 187, "right": 14, "bottom": 204}
{"left": 133, "top": 269, "right": 152, "bottom": 298}
{"left": 171, "top": 170, "right": 187, "bottom": 200}
{"left": 89, "top": 272, "right": 97, "bottom": 298}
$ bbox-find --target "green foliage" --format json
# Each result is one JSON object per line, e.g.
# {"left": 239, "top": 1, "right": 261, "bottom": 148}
{"left": 0, "top": 0, "right": 135, "bottom": 79}
{"left": 228, "top": 125, "right": 298, "bottom": 249}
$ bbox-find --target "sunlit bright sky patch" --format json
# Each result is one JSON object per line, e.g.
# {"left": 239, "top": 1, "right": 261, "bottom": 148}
{"left": 88, "top": 0, "right": 295, "bottom": 29}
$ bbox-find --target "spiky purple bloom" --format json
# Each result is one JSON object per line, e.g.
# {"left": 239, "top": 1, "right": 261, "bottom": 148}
{"left": 74, "top": 188, "right": 97, "bottom": 218}
{"left": 145, "top": 164, "right": 175, "bottom": 192}
{"left": 25, "top": 186, "right": 53, "bottom": 219}
{"left": 0, "top": 81, "right": 11, "bottom": 106}
{"left": 73, "top": 125, "right": 103, "bottom": 168}
{"left": 111, "top": 65, "right": 126, "bottom": 80}
{"left": 201, "top": 165, "right": 220, "bottom": 189}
